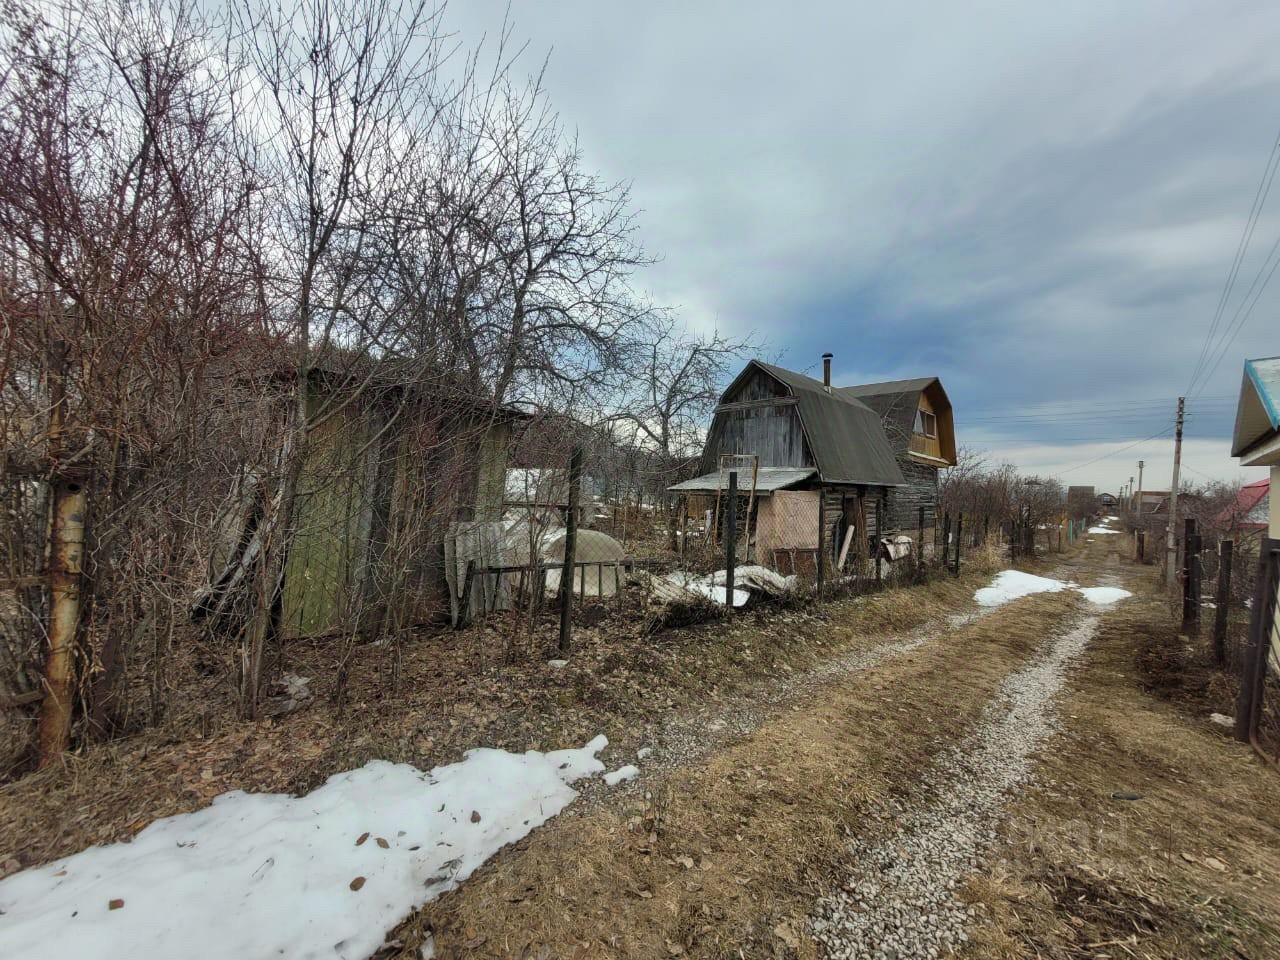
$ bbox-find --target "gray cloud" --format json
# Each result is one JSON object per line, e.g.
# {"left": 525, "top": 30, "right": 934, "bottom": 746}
{"left": 447, "top": 1, "right": 1280, "bottom": 489}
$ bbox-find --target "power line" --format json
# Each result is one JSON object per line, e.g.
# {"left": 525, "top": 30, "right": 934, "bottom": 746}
{"left": 1053, "top": 426, "right": 1175, "bottom": 477}
{"left": 1192, "top": 233, "right": 1280, "bottom": 399}
{"left": 1187, "top": 124, "right": 1280, "bottom": 395}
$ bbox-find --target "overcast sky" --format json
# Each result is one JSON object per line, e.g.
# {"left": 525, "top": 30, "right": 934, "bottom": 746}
{"left": 449, "top": 1, "right": 1279, "bottom": 493}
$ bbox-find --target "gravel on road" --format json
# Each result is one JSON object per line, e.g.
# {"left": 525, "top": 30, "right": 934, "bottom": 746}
{"left": 811, "top": 614, "right": 1100, "bottom": 960}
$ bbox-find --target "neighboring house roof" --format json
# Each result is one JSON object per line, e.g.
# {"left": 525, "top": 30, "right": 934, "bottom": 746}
{"left": 1231, "top": 356, "right": 1280, "bottom": 465}
{"left": 838, "top": 377, "right": 939, "bottom": 398}
{"left": 668, "top": 466, "right": 817, "bottom": 494}
{"left": 835, "top": 375, "right": 957, "bottom": 465}
{"left": 746, "top": 362, "right": 906, "bottom": 487}
{"left": 1214, "top": 478, "right": 1271, "bottom": 530}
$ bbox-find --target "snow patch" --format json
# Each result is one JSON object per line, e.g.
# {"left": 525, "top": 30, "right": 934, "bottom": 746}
{"left": 1088, "top": 526, "right": 1120, "bottom": 534}
{"left": 975, "top": 571, "right": 1133, "bottom": 608}
{"left": 974, "top": 570, "right": 1072, "bottom": 607}
{"left": 0, "top": 736, "right": 609, "bottom": 960}
{"left": 603, "top": 765, "right": 639, "bottom": 786}
{"left": 1077, "top": 586, "right": 1132, "bottom": 605}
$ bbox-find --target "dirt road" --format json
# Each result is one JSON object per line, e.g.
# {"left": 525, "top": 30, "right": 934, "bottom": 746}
{"left": 395, "top": 538, "right": 1280, "bottom": 960}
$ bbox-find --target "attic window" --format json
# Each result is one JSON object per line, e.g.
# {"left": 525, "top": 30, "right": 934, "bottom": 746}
{"left": 915, "top": 409, "right": 937, "bottom": 438}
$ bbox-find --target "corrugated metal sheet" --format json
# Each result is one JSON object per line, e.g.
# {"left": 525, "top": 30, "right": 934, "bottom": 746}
{"left": 668, "top": 466, "right": 816, "bottom": 493}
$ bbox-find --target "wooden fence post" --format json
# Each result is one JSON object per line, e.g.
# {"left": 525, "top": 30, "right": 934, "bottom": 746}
{"left": 558, "top": 445, "right": 583, "bottom": 655}
{"left": 1212, "top": 539, "right": 1233, "bottom": 666}
{"left": 953, "top": 513, "right": 963, "bottom": 575}
{"left": 917, "top": 505, "right": 926, "bottom": 581}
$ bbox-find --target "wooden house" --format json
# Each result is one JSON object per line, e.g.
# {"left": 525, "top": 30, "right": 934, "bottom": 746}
{"left": 668, "top": 358, "right": 905, "bottom": 570}
{"left": 835, "top": 373, "right": 957, "bottom": 533}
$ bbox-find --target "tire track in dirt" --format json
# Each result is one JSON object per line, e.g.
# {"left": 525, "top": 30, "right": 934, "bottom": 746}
{"left": 812, "top": 613, "right": 1101, "bottom": 959}
{"left": 402, "top": 584, "right": 1087, "bottom": 958}
{"left": 585, "top": 610, "right": 988, "bottom": 798}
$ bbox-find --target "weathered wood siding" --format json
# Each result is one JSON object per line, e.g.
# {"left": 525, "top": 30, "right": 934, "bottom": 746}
{"left": 279, "top": 396, "right": 514, "bottom": 639}
{"left": 699, "top": 367, "right": 812, "bottom": 474}
{"left": 883, "top": 457, "right": 938, "bottom": 533}
{"left": 847, "top": 389, "right": 945, "bottom": 533}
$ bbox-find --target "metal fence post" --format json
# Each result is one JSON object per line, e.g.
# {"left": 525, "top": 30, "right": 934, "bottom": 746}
{"left": 873, "top": 495, "right": 882, "bottom": 588}
{"left": 816, "top": 484, "right": 826, "bottom": 598}
{"left": 1212, "top": 539, "right": 1233, "bottom": 666}
{"left": 1181, "top": 518, "right": 1198, "bottom": 633}
{"left": 725, "top": 470, "right": 737, "bottom": 611}
{"left": 1235, "top": 539, "right": 1280, "bottom": 744}
{"left": 558, "top": 445, "right": 582, "bottom": 655}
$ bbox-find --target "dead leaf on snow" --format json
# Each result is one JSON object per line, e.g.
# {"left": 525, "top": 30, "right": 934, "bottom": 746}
{"left": 356, "top": 832, "right": 370, "bottom": 846}
{"left": 349, "top": 876, "right": 366, "bottom": 891}
{"left": 376, "top": 837, "right": 389, "bottom": 849}
{"left": 108, "top": 898, "right": 125, "bottom": 910}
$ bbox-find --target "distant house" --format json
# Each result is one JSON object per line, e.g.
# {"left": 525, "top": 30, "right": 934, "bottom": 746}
{"left": 1214, "top": 478, "right": 1270, "bottom": 541}
{"left": 668, "top": 357, "right": 905, "bottom": 568}
{"left": 1097, "top": 492, "right": 1118, "bottom": 511}
{"left": 1231, "top": 356, "right": 1280, "bottom": 538}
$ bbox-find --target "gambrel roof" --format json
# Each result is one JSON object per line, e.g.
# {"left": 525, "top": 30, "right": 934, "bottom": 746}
{"left": 836, "top": 376, "right": 957, "bottom": 465}
{"left": 729, "top": 361, "right": 906, "bottom": 487}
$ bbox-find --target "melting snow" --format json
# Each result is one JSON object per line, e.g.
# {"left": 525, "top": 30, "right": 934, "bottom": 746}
{"left": 975, "top": 571, "right": 1133, "bottom": 608}
{"left": 0, "top": 736, "right": 612, "bottom": 960}
{"left": 1077, "top": 586, "right": 1133, "bottom": 605}
{"left": 1088, "top": 526, "right": 1120, "bottom": 534}
{"left": 974, "top": 570, "right": 1073, "bottom": 607}
{"left": 602, "top": 765, "right": 639, "bottom": 786}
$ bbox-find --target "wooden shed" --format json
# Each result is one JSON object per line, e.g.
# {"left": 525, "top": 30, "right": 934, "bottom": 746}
{"left": 200, "top": 368, "right": 524, "bottom": 640}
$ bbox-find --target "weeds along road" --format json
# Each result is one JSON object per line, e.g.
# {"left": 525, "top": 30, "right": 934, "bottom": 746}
{"left": 395, "top": 536, "right": 1280, "bottom": 960}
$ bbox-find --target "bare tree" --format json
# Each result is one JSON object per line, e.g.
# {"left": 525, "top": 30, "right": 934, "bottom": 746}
{"left": 0, "top": 0, "right": 268, "bottom": 759}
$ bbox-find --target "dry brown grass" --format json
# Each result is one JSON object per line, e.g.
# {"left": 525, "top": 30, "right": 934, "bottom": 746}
{"left": 963, "top": 542, "right": 1280, "bottom": 959}
{"left": 395, "top": 591, "right": 1083, "bottom": 959}
{"left": 0, "top": 564, "right": 990, "bottom": 875}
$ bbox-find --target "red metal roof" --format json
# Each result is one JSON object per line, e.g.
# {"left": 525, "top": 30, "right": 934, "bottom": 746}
{"left": 1215, "top": 477, "right": 1270, "bottom": 529}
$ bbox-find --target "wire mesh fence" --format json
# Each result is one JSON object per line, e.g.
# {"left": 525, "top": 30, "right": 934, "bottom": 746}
{"left": 1235, "top": 538, "right": 1280, "bottom": 764}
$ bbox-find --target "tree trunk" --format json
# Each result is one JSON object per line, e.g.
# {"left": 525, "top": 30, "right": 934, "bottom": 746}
{"left": 37, "top": 475, "right": 86, "bottom": 765}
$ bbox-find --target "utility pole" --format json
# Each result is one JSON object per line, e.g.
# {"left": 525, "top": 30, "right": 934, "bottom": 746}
{"left": 1164, "top": 398, "right": 1185, "bottom": 587}
{"left": 1136, "top": 460, "right": 1144, "bottom": 518}
{"left": 1127, "top": 476, "right": 1134, "bottom": 512}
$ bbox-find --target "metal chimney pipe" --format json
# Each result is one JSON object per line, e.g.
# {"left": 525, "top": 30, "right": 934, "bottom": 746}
{"left": 822, "top": 352, "right": 833, "bottom": 390}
